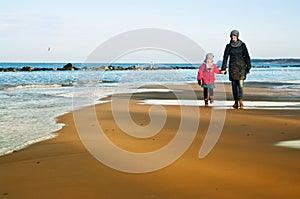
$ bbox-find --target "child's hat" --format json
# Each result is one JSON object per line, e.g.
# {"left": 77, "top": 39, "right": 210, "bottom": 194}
{"left": 204, "top": 53, "right": 214, "bottom": 62}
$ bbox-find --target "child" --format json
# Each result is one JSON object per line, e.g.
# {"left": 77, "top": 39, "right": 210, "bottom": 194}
{"left": 197, "top": 53, "right": 225, "bottom": 106}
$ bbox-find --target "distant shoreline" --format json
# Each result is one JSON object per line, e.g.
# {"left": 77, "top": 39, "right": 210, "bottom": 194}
{"left": 1, "top": 60, "right": 300, "bottom": 72}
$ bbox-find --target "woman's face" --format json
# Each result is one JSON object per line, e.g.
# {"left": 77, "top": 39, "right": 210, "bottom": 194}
{"left": 231, "top": 35, "right": 238, "bottom": 42}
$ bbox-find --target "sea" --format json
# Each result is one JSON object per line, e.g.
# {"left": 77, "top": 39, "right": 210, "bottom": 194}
{"left": 1, "top": 62, "right": 300, "bottom": 156}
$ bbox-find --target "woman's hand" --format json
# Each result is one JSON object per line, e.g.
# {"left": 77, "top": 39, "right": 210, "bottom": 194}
{"left": 246, "top": 68, "right": 250, "bottom": 74}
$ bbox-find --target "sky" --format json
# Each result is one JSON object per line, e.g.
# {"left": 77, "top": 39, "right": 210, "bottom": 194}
{"left": 1, "top": 0, "right": 300, "bottom": 63}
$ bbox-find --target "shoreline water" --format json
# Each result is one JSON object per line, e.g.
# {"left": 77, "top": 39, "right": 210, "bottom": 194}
{"left": 1, "top": 65, "right": 300, "bottom": 156}
{"left": 1, "top": 82, "right": 300, "bottom": 157}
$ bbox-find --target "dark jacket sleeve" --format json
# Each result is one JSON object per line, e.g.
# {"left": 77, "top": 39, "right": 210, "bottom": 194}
{"left": 243, "top": 43, "right": 251, "bottom": 70}
{"left": 221, "top": 44, "right": 230, "bottom": 71}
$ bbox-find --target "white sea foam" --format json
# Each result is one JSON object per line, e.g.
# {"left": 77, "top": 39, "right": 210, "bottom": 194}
{"left": 0, "top": 133, "right": 58, "bottom": 156}
{"left": 275, "top": 140, "right": 300, "bottom": 149}
{"left": 3, "top": 84, "right": 65, "bottom": 91}
{"left": 140, "top": 100, "right": 300, "bottom": 110}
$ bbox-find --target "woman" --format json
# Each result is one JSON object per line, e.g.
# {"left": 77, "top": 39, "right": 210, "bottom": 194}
{"left": 221, "top": 30, "right": 251, "bottom": 108}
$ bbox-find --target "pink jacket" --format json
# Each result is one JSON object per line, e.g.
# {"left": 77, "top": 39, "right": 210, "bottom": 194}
{"left": 197, "top": 63, "right": 222, "bottom": 85}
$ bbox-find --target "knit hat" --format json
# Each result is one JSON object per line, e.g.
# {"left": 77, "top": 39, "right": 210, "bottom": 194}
{"left": 204, "top": 53, "right": 214, "bottom": 63}
{"left": 230, "top": 30, "right": 239, "bottom": 38}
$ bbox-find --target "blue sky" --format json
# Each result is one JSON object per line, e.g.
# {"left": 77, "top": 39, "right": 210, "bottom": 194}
{"left": 1, "top": 0, "right": 300, "bottom": 62}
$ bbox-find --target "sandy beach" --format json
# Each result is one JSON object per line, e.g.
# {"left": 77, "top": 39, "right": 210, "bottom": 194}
{"left": 1, "top": 83, "right": 300, "bottom": 199}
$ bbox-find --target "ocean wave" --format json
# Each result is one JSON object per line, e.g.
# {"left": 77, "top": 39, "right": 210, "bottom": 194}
{"left": 1, "top": 80, "right": 121, "bottom": 91}
{"left": 2, "top": 83, "right": 75, "bottom": 91}
{"left": 0, "top": 133, "right": 59, "bottom": 156}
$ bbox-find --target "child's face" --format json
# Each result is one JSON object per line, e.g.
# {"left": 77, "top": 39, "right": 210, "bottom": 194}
{"left": 207, "top": 58, "right": 213, "bottom": 63}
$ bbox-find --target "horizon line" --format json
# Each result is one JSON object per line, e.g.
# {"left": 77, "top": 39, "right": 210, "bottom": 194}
{"left": 1, "top": 57, "right": 300, "bottom": 64}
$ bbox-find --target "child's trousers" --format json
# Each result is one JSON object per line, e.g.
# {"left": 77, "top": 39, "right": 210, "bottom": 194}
{"left": 203, "top": 88, "right": 213, "bottom": 99}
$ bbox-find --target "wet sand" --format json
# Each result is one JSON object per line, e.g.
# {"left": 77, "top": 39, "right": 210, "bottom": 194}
{"left": 0, "top": 83, "right": 300, "bottom": 199}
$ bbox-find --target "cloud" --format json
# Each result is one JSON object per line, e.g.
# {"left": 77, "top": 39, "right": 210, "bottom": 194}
{"left": 0, "top": 14, "right": 64, "bottom": 32}
{"left": 0, "top": 15, "right": 24, "bottom": 28}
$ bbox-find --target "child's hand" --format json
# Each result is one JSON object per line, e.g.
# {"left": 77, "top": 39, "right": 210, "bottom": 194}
{"left": 221, "top": 70, "right": 227, "bottom": 75}
{"left": 197, "top": 80, "right": 201, "bottom": 86}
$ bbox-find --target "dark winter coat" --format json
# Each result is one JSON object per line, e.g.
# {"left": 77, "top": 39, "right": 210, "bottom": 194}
{"left": 221, "top": 42, "right": 251, "bottom": 81}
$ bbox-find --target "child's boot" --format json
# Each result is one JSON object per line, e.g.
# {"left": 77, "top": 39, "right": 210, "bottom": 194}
{"left": 209, "top": 96, "right": 214, "bottom": 104}
{"left": 204, "top": 98, "right": 209, "bottom": 106}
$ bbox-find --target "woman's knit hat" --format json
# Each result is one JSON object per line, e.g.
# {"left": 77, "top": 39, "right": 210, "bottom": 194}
{"left": 230, "top": 30, "right": 239, "bottom": 38}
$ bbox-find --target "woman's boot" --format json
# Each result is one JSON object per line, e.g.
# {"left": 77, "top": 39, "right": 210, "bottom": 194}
{"left": 232, "top": 100, "right": 238, "bottom": 108}
{"left": 239, "top": 99, "right": 244, "bottom": 108}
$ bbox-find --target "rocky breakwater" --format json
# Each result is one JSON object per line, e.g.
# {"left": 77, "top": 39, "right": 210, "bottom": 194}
{"left": 0, "top": 63, "right": 201, "bottom": 72}
{"left": 94, "top": 64, "right": 198, "bottom": 71}
{"left": 0, "top": 63, "right": 79, "bottom": 72}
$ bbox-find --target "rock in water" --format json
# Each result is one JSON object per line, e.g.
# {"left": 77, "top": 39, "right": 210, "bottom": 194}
{"left": 63, "top": 63, "right": 76, "bottom": 70}
{"left": 21, "top": 66, "right": 34, "bottom": 71}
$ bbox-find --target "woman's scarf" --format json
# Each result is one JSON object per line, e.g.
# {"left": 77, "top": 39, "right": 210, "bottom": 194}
{"left": 230, "top": 39, "right": 243, "bottom": 47}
